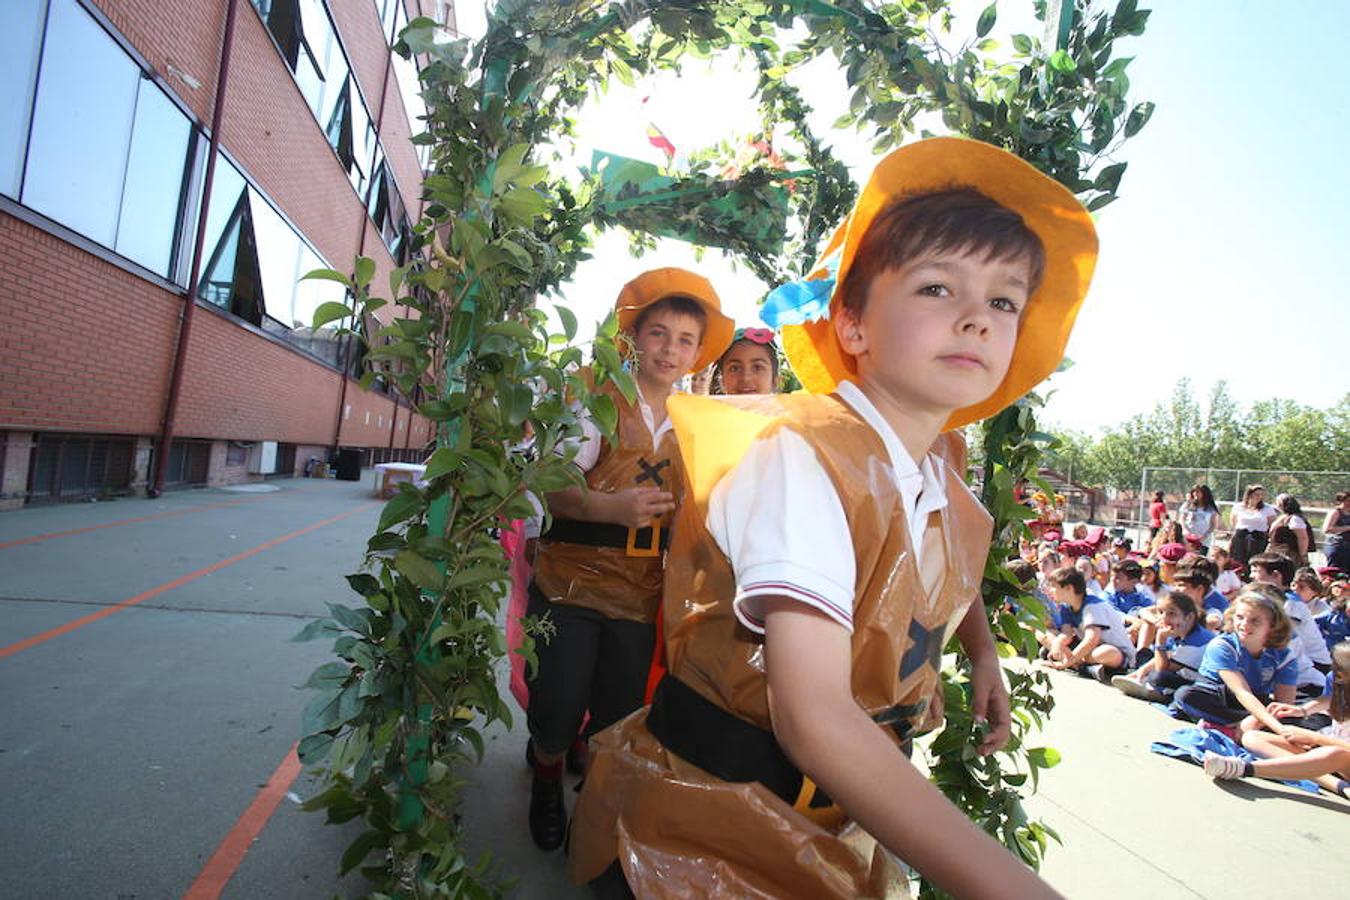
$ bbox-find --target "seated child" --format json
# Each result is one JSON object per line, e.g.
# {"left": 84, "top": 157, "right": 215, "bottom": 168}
{"left": 1112, "top": 590, "right": 1214, "bottom": 704}
{"left": 569, "top": 136, "right": 1088, "bottom": 899}
{"left": 1292, "top": 566, "right": 1330, "bottom": 617}
{"left": 1318, "top": 593, "right": 1349, "bottom": 652}
{"left": 1204, "top": 641, "right": 1350, "bottom": 799}
{"left": 1251, "top": 552, "right": 1332, "bottom": 690}
{"left": 1210, "top": 546, "right": 1243, "bottom": 601}
{"left": 1137, "top": 560, "right": 1223, "bottom": 653}
{"left": 713, "top": 326, "right": 780, "bottom": 395}
{"left": 1107, "top": 558, "right": 1151, "bottom": 616}
{"left": 1171, "top": 584, "right": 1299, "bottom": 729}
{"left": 1075, "top": 556, "right": 1107, "bottom": 599}
{"left": 1137, "top": 560, "right": 1163, "bottom": 604}
{"left": 1041, "top": 566, "right": 1135, "bottom": 674}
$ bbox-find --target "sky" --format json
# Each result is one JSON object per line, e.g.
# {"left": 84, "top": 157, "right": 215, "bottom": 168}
{"left": 449, "top": 1, "right": 1349, "bottom": 435}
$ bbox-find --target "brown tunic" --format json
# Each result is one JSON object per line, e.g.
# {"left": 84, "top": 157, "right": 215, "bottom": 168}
{"left": 570, "top": 392, "right": 993, "bottom": 897}
{"left": 531, "top": 378, "right": 684, "bottom": 624}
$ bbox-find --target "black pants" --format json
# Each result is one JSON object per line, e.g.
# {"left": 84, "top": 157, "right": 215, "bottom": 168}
{"left": 1172, "top": 680, "right": 1267, "bottom": 725}
{"left": 1144, "top": 669, "right": 1191, "bottom": 702}
{"left": 1229, "top": 528, "right": 1267, "bottom": 565}
{"left": 525, "top": 581, "right": 656, "bottom": 756}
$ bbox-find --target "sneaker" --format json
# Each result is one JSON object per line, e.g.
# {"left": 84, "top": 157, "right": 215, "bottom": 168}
{"left": 1111, "top": 675, "right": 1166, "bottom": 703}
{"left": 529, "top": 775, "right": 567, "bottom": 850}
{"left": 1083, "top": 664, "right": 1115, "bottom": 684}
{"left": 566, "top": 736, "right": 589, "bottom": 776}
{"left": 1202, "top": 751, "right": 1247, "bottom": 780}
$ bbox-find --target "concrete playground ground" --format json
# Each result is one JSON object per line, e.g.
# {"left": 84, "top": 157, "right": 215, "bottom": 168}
{"left": 0, "top": 478, "right": 1345, "bottom": 899}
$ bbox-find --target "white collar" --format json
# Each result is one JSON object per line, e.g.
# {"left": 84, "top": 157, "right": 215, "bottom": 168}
{"left": 834, "top": 380, "right": 948, "bottom": 519}
{"left": 634, "top": 381, "right": 677, "bottom": 445}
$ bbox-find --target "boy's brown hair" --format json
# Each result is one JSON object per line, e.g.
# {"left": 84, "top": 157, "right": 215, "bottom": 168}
{"left": 838, "top": 187, "right": 1047, "bottom": 316}
{"left": 632, "top": 295, "right": 708, "bottom": 340}
{"left": 1250, "top": 552, "right": 1295, "bottom": 587}
{"left": 1045, "top": 565, "right": 1086, "bottom": 597}
{"left": 1111, "top": 559, "right": 1143, "bottom": 581}
{"left": 1232, "top": 583, "right": 1293, "bottom": 649}
{"left": 1331, "top": 641, "right": 1349, "bottom": 723}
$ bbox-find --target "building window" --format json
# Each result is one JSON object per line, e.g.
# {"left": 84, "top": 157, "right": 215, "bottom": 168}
{"left": 28, "top": 433, "right": 135, "bottom": 502}
{"left": 161, "top": 440, "right": 210, "bottom": 488}
{"left": 10, "top": 0, "right": 198, "bottom": 282}
{"left": 0, "top": 0, "right": 47, "bottom": 198}
{"left": 367, "top": 156, "right": 412, "bottom": 262}
{"left": 198, "top": 154, "right": 348, "bottom": 367}
{"left": 252, "top": 0, "right": 378, "bottom": 198}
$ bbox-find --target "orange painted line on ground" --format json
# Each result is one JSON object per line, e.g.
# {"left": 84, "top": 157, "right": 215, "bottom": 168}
{"left": 182, "top": 743, "right": 304, "bottom": 900}
{"left": 0, "top": 495, "right": 271, "bottom": 551}
{"left": 0, "top": 501, "right": 379, "bottom": 659}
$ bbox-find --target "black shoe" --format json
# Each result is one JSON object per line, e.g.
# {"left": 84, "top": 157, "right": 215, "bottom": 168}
{"left": 566, "top": 736, "right": 589, "bottom": 776}
{"left": 529, "top": 775, "right": 567, "bottom": 851}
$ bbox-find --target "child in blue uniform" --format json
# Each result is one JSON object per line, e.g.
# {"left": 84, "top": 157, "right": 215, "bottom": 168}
{"left": 1112, "top": 590, "right": 1214, "bottom": 703}
{"left": 1042, "top": 566, "right": 1135, "bottom": 672}
{"left": 1172, "top": 584, "right": 1299, "bottom": 729}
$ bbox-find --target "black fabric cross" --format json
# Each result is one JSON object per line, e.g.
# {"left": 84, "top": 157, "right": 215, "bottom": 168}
{"left": 635, "top": 457, "right": 670, "bottom": 487}
{"left": 899, "top": 617, "right": 945, "bottom": 681}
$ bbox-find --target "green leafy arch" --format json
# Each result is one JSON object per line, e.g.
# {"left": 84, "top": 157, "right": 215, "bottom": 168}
{"left": 298, "top": 2, "right": 1152, "bottom": 895}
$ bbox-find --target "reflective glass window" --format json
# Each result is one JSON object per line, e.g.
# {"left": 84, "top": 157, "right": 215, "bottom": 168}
{"left": 115, "top": 77, "right": 194, "bottom": 278}
{"left": 0, "top": 0, "right": 47, "bottom": 197}
{"left": 22, "top": 0, "right": 139, "bottom": 246}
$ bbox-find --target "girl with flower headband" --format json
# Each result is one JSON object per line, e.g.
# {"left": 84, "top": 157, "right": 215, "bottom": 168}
{"left": 570, "top": 137, "right": 1096, "bottom": 899}
{"left": 713, "top": 326, "right": 781, "bottom": 395}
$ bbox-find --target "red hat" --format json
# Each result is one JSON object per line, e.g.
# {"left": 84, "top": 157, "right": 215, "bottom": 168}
{"left": 1043, "top": 530, "right": 1063, "bottom": 543}
{"left": 1085, "top": 526, "right": 1106, "bottom": 547}
{"left": 1060, "top": 539, "right": 1095, "bottom": 558}
{"left": 1157, "top": 543, "right": 1188, "bottom": 562}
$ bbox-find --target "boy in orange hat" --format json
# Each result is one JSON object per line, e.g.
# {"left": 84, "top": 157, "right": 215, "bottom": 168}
{"left": 569, "top": 138, "right": 1096, "bottom": 898}
{"left": 524, "top": 268, "right": 733, "bottom": 851}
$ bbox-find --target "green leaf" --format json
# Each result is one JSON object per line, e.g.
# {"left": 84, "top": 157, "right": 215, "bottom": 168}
{"left": 422, "top": 446, "right": 462, "bottom": 480}
{"left": 345, "top": 574, "right": 380, "bottom": 597}
{"left": 300, "top": 662, "right": 350, "bottom": 690}
{"left": 301, "top": 268, "right": 351, "bottom": 288}
{"left": 1028, "top": 746, "right": 1062, "bottom": 768}
{"left": 301, "top": 688, "right": 343, "bottom": 735}
{"left": 377, "top": 490, "right": 424, "bottom": 532}
{"left": 556, "top": 305, "right": 578, "bottom": 342}
{"left": 1011, "top": 33, "right": 1032, "bottom": 54}
{"left": 395, "top": 549, "right": 444, "bottom": 591}
{"left": 311, "top": 301, "right": 354, "bottom": 330}
{"left": 976, "top": 3, "right": 997, "bottom": 38}
{"left": 291, "top": 618, "right": 341, "bottom": 642}
{"left": 1124, "top": 100, "right": 1155, "bottom": 137}
{"left": 340, "top": 830, "right": 386, "bottom": 876}
{"left": 1047, "top": 49, "right": 1075, "bottom": 73}
{"left": 366, "top": 532, "right": 404, "bottom": 553}
{"left": 297, "top": 732, "right": 335, "bottom": 765}
{"left": 353, "top": 256, "right": 375, "bottom": 289}
{"left": 590, "top": 393, "right": 617, "bottom": 438}
{"left": 1093, "top": 161, "right": 1127, "bottom": 194}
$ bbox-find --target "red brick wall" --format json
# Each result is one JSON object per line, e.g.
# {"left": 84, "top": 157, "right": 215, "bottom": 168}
{"left": 0, "top": 213, "right": 176, "bottom": 435}
{"left": 92, "top": 0, "right": 225, "bottom": 124}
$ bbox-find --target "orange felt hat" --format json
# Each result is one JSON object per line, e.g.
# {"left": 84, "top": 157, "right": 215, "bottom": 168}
{"left": 616, "top": 267, "right": 736, "bottom": 373}
{"left": 781, "top": 136, "right": 1099, "bottom": 430}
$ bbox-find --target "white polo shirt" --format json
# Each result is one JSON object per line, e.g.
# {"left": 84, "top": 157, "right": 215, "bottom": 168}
{"left": 706, "top": 380, "right": 949, "bottom": 634}
{"left": 568, "top": 383, "right": 674, "bottom": 474}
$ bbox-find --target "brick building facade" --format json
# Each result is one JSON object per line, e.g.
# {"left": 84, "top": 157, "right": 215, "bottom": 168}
{"left": 0, "top": 0, "right": 454, "bottom": 508}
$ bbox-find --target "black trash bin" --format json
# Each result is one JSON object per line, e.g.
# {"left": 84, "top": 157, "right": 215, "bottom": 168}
{"left": 335, "top": 448, "right": 363, "bottom": 481}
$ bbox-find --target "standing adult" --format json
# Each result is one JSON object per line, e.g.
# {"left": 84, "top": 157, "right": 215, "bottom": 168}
{"left": 1321, "top": 491, "right": 1350, "bottom": 571}
{"left": 1229, "top": 484, "right": 1277, "bottom": 565}
{"left": 1178, "top": 483, "right": 1221, "bottom": 555}
{"left": 1268, "top": 493, "right": 1315, "bottom": 567}
{"left": 1148, "top": 490, "right": 1168, "bottom": 541}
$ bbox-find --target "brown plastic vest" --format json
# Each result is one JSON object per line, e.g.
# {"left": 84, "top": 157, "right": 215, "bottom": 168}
{"left": 532, "top": 379, "right": 684, "bottom": 624}
{"left": 662, "top": 393, "right": 991, "bottom": 735}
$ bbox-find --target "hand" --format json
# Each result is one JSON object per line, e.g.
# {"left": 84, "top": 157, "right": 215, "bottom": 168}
{"left": 919, "top": 679, "right": 946, "bottom": 734}
{"left": 1265, "top": 701, "right": 1302, "bottom": 720}
{"left": 1287, "top": 731, "right": 1319, "bottom": 751}
{"left": 608, "top": 487, "right": 675, "bottom": 529}
{"left": 969, "top": 658, "right": 1011, "bottom": 755}
{"left": 1155, "top": 623, "right": 1175, "bottom": 643}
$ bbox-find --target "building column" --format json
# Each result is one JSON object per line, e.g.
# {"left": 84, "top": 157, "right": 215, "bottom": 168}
{"left": 0, "top": 431, "right": 35, "bottom": 511}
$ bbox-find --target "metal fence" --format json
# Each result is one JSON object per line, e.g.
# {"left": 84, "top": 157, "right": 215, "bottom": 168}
{"left": 1138, "top": 466, "right": 1348, "bottom": 539}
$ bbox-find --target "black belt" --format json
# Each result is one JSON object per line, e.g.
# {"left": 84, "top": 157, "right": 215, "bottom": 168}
{"left": 645, "top": 675, "right": 925, "bottom": 815}
{"left": 543, "top": 517, "right": 669, "bottom": 556}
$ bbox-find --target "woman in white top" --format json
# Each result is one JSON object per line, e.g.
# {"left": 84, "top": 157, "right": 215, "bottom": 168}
{"left": 1229, "top": 484, "right": 1277, "bottom": 565}
{"left": 1178, "top": 483, "right": 1221, "bottom": 554}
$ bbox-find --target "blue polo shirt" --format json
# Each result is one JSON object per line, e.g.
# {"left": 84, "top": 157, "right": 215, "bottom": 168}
{"left": 1162, "top": 626, "right": 1216, "bottom": 677}
{"left": 1196, "top": 632, "right": 1299, "bottom": 695}
{"left": 1202, "top": 590, "right": 1228, "bottom": 613}
{"left": 1107, "top": 588, "right": 1152, "bottom": 616}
